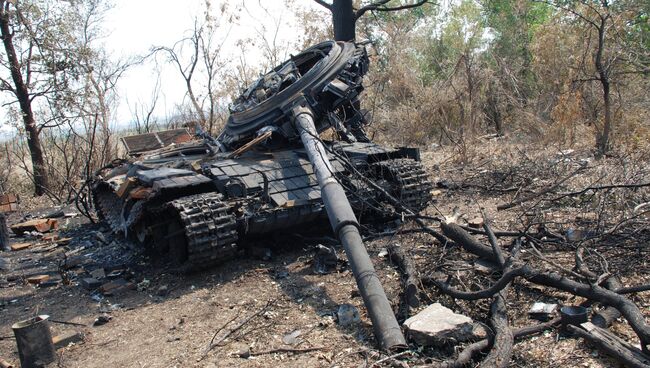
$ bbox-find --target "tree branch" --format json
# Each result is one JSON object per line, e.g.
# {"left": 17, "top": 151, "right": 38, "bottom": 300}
{"left": 356, "top": 0, "right": 430, "bottom": 20}
{"left": 312, "top": 0, "right": 332, "bottom": 10}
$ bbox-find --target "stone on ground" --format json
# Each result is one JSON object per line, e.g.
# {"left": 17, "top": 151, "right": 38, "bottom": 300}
{"left": 403, "top": 303, "right": 486, "bottom": 345}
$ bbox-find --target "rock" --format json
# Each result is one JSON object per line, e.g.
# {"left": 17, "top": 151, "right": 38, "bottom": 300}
{"left": 314, "top": 244, "right": 337, "bottom": 274}
{"left": 528, "top": 302, "right": 558, "bottom": 321}
{"left": 468, "top": 217, "right": 484, "bottom": 229}
{"left": 403, "top": 303, "right": 487, "bottom": 345}
{"left": 137, "top": 278, "right": 150, "bottom": 291}
{"left": 53, "top": 331, "right": 84, "bottom": 348}
{"left": 93, "top": 314, "right": 112, "bottom": 326}
{"left": 94, "top": 231, "right": 107, "bottom": 244}
{"left": 27, "top": 275, "right": 50, "bottom": 285}
{"left": 282, "top": 329, "right": 302, "bottom": 345}
{"left": 10, "top": 242, "right": 31, "bottom": 251}
{"left": 166, "top": 336, "right": 180, "bottom": 342}
{"left": 81, "top": 277, "right": 101, "bottom": 290}
{"left": 0, "top": 257, "right": 9, "bottom": 271}
{"left": 157, "top": 285, "right": 169, "bottom": 296}
{"left": 337, "top": 304, "right": 360, "bottom": 326}
{"left": 89, "top": 268, "right": 106, "bottom": 279}
{"left": 233, "top": 343, "right": 251, "bottom": 358}
{"left": 237, "top": 347, "right": 251, "bottom": 358}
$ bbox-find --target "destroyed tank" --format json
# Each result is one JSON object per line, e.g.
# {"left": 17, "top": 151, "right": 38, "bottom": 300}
{"left": 92, "top": 41, "right": 433, "bottom": 272}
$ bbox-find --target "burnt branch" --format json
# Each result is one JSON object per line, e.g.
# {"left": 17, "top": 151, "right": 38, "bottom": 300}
{"left": 481, "top": 292, "right": 514, "bottom": 368}
{"left": 427, "top": 267, "right": 524, "bottom": 300}
{"left": 312, "top": 0, "right": 332, "bottom": 10}
{"left": 388, "top": 244, "right": 420, "bottom": 309}
{"left": 441, "top": 222, "right": 496, "bottom": 261}
{"left": 567, "top": 324, "right": 650, "bottom": 368}
{"left": 434, "top": 224, "right": 650, "bottom": 352}
{"left": 497, "top": 167, "right": 585, "bottom": 210}
{"left": 430, "top": 318, "right": 561, "bottom": 368}
{"left": 356, "top": 0, "right": 430, "bottom": 20}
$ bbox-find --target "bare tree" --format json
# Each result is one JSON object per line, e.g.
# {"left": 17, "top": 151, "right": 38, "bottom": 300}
{"left": 313, "top": 0, "right": 431, "bottom": 41}
{"left": 539, "top": 0, "right": 650, "bottom": 156}
{"left": 129, "top": 72, "right": 162, "bottom": 134}
{"left": 151, "top": 2, "right": 232, "bottom": 134}
{"left": 0, "top": 0, "right": 50, "bottom": 195}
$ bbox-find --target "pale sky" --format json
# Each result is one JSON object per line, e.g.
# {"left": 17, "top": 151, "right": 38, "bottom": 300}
{"left": 0, "top": 0, "right": 326, "bottom": 138}
{"left": 104, "top": 0, "right": 325, "bottom": 126}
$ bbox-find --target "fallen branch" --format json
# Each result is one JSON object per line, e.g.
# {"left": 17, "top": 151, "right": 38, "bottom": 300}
{"left": 199, "top": 300, "right": 273, "bottom": 361}
{"left": 592, "top": 277, "right": 622, "bottom": 328}
{"left": 482, "top": 211, "right": 505, "bottom": 267}
{"left": 249, "top": 346, "right": 323, "bottom": 356}
{"left": 441, "top": 222, "right": 496, "bottom": 261}
{"left": 424, "top": 318, "right": 561, "bottom": 368}
{"left": 568, "top": 323, "right": 650, "bottom": 368}
{"left": 388, "top": 244, "right": 420, "bottom": 308}
{"left": 371, "top": 350, "right": 414, "bottom": 367}
{"left": 480, "top": 292, "right": 513, "bottom": 368}
{"left": 437, "top": 224, "right": 650, "bottom": 352}
{"left": 497, "top": 167, "right": 585, "bottom": 210}
{"left": 552, "top": 181, "right": 650, "bottom": 201}
{"left": 616, "top": 284, "right": 650, "bottom": 295}
{"left": 426, "top": 267, "right": 524, "bottom": 300}
{"left": 525, "top": 270, "right": 650, "bottom": 351}
{"left": 458, "top": 224, "right": 521, "bottom": 238}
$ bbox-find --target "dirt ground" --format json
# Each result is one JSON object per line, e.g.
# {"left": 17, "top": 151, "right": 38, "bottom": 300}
{"left": 1, "top": 138, "right": 649, "bottom": 367}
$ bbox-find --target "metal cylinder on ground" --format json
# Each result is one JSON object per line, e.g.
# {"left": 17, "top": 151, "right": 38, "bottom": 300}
{"left": 293, "top": 104, "right": 406, "bottom": 350}
{"left": 12, "top": 315, "right": 56, "bottom": 368}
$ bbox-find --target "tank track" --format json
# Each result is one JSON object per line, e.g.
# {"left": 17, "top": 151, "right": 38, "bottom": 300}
{"left": 168, "top": 193, "right": 239, "bottom": 272}
{"left": 94, "top": 186, "right": 124, "bottom": 234}
{"left": 373, "top": 158, "right": 433, "bottom": 212}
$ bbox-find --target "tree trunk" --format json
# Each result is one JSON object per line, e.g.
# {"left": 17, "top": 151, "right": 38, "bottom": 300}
{"left": 0, "top": 213, "right": 8, "bottom": 251}
{"left": 0, "top": 3, "right": 49, "bottom": 196}
{"left": 332, "top": 0, "right": 357, "bottom": 41}
{"left": 595, "top": 16, "right": 611, "bottom": 156}
{"left": 0, "top": 213, "right": 10, "bottom": 251}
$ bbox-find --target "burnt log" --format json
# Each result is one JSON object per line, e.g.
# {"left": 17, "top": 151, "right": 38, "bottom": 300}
{"left": 388, "top": 244, "right": 420, "bottom": 308}
{"left": 480, "top": 292, "right": 514, "bottom": 368}
{"left": 441, "top": 222, "right": 496, "bottom": 261}
{"left": 437, "top": 224, "right": 650, "bottom": 352}
{"left": 568, "top": 322, "right": 650, "bottom": 368}
{"left": 430, "top": 318, "right": 561, "bottom": 368}
{"left": 592, "top": 277, "right": 623, "bottom": 328}
{"left": 0, "top": 214, "right": 8, "bottom": 251}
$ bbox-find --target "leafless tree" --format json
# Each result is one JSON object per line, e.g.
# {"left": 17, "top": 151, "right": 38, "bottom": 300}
{"left": 313, "top": 0, "right": 431, "bottom": 41}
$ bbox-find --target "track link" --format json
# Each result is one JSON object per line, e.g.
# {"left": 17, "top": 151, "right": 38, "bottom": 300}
{"left": 94, "top": 185, "right": 124, "bottom": 233}
{"left": 373, "top": 158, "right": 433, "bottom": 212}
{"left": 168, "top": 193, "right": 239, "bottom": 271}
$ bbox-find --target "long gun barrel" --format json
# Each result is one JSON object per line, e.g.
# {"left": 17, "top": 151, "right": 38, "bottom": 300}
{"left": 292, "top": 104, "right": 406, "bottom": 350}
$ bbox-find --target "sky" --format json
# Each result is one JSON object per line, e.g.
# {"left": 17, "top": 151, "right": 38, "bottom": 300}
{"left": 103, "top": 0, "right": 324, "bottom": 127}
{"left": 0, "top": 0, "right": 325, "bottom": 138}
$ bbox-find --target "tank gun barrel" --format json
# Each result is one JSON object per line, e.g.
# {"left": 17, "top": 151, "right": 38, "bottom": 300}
{"left": 292, "top": 104, "right": 406, "bottom": 351}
